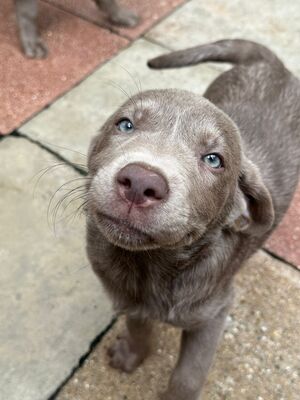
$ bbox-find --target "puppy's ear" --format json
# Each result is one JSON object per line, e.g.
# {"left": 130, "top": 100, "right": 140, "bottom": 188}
{"left": 227, "top": 156, "right": 274, "bottom": 236}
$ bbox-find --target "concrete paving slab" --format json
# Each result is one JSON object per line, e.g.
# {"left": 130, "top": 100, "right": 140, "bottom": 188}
{"left": 19, "top": 38, "right": 220, "bottom": 165}
{"left": 0, "top": 137, "right": 113, "bottom": 400}
{"left": 0, "top": 0, "right": 128, "bottom": 135}
{"left": 56, "top": 251, "right": 300, "bottom": 400}
{"left": 146, "top": 0, "right": 300, "bottom": 77}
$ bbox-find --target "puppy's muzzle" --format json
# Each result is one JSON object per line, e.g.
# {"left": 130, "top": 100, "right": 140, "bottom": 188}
{"left": 116, "top": 163, "right": 169, "bottom": 207}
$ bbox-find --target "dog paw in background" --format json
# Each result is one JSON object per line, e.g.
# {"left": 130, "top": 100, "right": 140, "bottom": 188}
{"left": 95, "top": 0, "right": 139, "bottom": 27}
{"left": 15, "top": 0, "right": 48, "bottom": 59}
{"left": 14, "top": 0, "right": 139, "bottom": 59}
{"left": 107, "top": 6, "right": 139, "bottom": 28}
{"left": 20, "top": 35, "right": 48, "bottom": 59}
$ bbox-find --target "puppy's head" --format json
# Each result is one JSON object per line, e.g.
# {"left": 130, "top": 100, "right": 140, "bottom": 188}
{"left": 87, "top": 89, "right": 274, "bottom": 251}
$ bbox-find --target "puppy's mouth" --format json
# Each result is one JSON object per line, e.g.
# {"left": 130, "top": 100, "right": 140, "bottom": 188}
{"left": 95, "top": 211, "right": 157, "bottom": 250}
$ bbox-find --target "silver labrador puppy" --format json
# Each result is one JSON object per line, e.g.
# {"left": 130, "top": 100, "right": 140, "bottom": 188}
{"left": 86, "top": 40, "right": 300, "bottom": 399}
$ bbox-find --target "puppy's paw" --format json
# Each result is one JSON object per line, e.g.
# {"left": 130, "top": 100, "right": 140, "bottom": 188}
{"left": 107, "top": 335, "right": 145, "bottom": 372}
{"left": 109, "top": 8, "right": 139, "bottom": 28}
{"left": 22, "top": 38, "right": 48, "bottom": 59}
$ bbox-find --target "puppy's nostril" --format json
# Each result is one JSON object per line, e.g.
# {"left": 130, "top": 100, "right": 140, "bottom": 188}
{"left": 144, "top": 188, "right": 157, "bottom": 199}
{"left": 118, "top": 177, "right": 131, "bottom": 188}
{"left": 144, "top": 188, "right": 155, "bottom": 197}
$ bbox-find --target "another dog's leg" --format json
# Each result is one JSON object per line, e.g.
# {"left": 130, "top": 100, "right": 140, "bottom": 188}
{"left": 108, "top": 315, "right": 152, "bottom": 372}
{"left": 15, "top": 0, "right": 47, "bottom": 58}
{"left": 93, "top": 0, "right": 139, "bottom": 27}
{"left": 161, "top": 308, "right": 229, "bottom": 400}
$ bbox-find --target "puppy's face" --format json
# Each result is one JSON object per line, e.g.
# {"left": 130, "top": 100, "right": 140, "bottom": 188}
{"left": 87, "top": 89, "right": 242, "bottom": 251}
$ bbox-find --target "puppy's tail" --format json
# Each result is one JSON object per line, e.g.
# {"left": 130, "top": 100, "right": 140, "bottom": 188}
{"left": 148, "top": 39, "right": 283, "bottom": 69}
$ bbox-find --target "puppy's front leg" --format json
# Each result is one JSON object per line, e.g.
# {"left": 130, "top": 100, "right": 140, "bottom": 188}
{"left": 108, "top": 315, "right": 152, "bottom": 373}
{"left": 94, "top": 0, "right": 139, "bottom": 27}
{"left": 15, "top": 0, "right": 47, "bottom": 58}
{"left": 162, "top": 308, "right": 228, "bottom": 400}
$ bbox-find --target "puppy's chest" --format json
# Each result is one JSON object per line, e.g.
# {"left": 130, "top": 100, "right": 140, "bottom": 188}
{"left": 104, "top": 259, "right": 212, "bottom": 326}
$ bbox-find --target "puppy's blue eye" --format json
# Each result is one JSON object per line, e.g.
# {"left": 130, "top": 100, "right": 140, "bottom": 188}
{"left": 202, "top": 153, "right": 223, "bottom": 169}
{"left": 117, "top": 118, "right": 134, "bottom": 133}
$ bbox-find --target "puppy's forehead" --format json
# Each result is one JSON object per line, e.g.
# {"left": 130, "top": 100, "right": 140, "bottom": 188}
{"left": 123, "top": 89, "right": 217, "bottom": 116}
{"left": 120, "top": 89, "right": 232, "bottom": 140}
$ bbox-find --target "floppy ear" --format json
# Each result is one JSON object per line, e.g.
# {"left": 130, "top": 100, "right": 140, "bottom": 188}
{"left": 227, "top": 156, "right": 274, "bottom": 236}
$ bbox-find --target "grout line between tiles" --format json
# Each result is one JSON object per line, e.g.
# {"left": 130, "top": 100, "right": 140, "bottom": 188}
{"left": 48, "top": 316, "right": 118, "bottom": 400}
{"left": 262, "top": 248, "right": 300, "bottom": 273}
{"left": 12, "top": 131, "right": 88, "bottom": 175}
{"left": 144, "top": 35, "right": 173, "bottom": 51}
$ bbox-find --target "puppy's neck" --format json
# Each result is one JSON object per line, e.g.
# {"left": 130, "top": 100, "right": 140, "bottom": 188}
{"left": 107, "top": 226, "right": 222, "bottom": 273}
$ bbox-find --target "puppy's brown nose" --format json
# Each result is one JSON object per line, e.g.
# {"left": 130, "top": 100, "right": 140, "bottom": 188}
{"left": 116, "top": 164, "right": 169, "bottom": 206}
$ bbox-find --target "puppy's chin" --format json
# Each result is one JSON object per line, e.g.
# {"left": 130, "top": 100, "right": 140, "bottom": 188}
{"left": 93, "top": 211, "right": 194, "bottom": 251}
{"left": 94, "top": 212, "right": 160, "bottom": 251}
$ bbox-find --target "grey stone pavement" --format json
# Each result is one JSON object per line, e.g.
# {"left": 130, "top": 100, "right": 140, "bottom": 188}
{"left": 1, "top": 1, "right": 300, "bottom": 399}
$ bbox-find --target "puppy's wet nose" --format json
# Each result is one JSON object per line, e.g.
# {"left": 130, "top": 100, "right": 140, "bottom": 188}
{"left": 116, "top": 164, "right": 169, "bottom": 206}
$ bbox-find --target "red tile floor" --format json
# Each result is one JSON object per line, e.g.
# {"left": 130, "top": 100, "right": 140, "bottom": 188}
{"left": 266, "top": 185, "right": 300, "bottom": 268}
{"left": 0, "top": 0, "right": 299, "bottom": 268}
